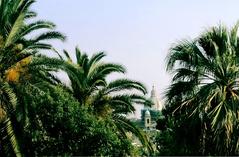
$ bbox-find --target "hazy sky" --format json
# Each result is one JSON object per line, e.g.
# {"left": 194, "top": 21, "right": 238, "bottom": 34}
{"left": 33, "top": 0, "right": 239, "bottom": 101}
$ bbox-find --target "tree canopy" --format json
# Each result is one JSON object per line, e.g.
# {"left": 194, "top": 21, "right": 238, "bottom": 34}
{"left": 162, "top": 23, "right": 239, "bottom": 155}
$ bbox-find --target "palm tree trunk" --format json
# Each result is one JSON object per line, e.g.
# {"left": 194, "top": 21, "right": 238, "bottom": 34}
{"left": 6, "top": 119, "right": 23, "bottom": 157}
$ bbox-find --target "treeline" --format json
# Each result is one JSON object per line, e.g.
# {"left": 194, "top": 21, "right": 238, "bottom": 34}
{"left": 0, "top": 0, "right": 153, "bottom": 156}
{"left": 1, "top": 0, "right": 239, "bottom": 156}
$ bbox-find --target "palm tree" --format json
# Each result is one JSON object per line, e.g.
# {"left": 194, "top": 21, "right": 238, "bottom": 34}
{"left": 0, "top": 0, "right": 65, "bottom": 156}
{"left": 0, "top": 0, "right": 65, "bottom": 79}
{"left": 61, "top": 48, "right": 125, "bottom": 105}
{"left": 165, "top": 23, "right": 239, "bottom": 155}
{"left": 60, "top": 48, "right": 154, "bottom": 154}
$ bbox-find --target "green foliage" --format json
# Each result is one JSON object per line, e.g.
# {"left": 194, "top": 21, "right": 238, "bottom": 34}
{"left": 60, "top": 48, "right": 154, "bottom": 154}
{"left": 155, "top": 115, "right": 203, "bottom": 156}
{"left": 155, "top": 129, "right": 174, "bottom": 155}
{"left": 0, "top": 0, "right": 65, "bottom": 155}
{"left": 163, "top": 22, "right": 239, "bottom": 155}
{"left": 20, "top": 86, "right": 133, "bottom": 156}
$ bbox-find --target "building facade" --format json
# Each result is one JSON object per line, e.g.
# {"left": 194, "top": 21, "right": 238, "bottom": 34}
{"left": 141, "top": 85, "right": 163, "bottom": 130}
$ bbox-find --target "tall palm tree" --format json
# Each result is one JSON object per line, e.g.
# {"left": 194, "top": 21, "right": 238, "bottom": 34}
{"left": 60, "top": 48, "right": 154, "bottom": 153}
{"left": 0, "top": 0, "right": 65, "bottom": 80}
{"left": 61, "top": 48, "right": 125, "bottom": 105}
{"left": 0, "top": 0, "right": 65, "bottom": 156}
{"left": 165, "top": 23, "right": 239, "bottom": 155}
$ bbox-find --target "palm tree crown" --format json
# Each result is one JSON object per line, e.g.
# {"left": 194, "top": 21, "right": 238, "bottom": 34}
{"left": 166, "top": 23, "right": 239, "bottom": 155}
{"left": 60, "top": 47, "right": 154, "bottom": 153}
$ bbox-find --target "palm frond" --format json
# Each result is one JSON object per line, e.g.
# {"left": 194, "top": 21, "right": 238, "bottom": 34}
{"left": 106, "top": 79, "right": 147, "bottom": 95}
{"left": 113, "top": 115, "right": 154, "bottom": 154}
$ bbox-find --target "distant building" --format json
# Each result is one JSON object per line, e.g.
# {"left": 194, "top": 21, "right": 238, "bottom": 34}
{"left": 144, "top": 110, "right": 151, "bottom": 130}
{"left": 132, "top": 85, "right": 164, "bottom": 130}
{"left": 149, "top": 85, "right": 163, "bottom": 111}
{"left": 130, "top": 85, "right": 164, "bottom": 149}
{"left": 141, "top": 85, "right": 163, "bottom": 130}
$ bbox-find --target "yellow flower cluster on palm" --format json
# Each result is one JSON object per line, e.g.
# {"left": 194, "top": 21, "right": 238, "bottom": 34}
{"left": 5, "top": 57, "right": 31, "bottom": 83}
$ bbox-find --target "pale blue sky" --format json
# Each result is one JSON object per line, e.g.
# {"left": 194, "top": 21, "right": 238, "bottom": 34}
{"left": 33, "top": 0, "right": 239, "bottom": 101}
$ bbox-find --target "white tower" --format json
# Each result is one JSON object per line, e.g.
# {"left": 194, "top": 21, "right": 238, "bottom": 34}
{"left": 144, "top": 110, "right": 151, "bottom": 129}
{"left": 150, "top": 85, "right": 163, "bottom": 111}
